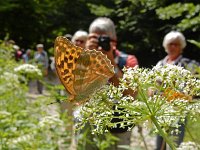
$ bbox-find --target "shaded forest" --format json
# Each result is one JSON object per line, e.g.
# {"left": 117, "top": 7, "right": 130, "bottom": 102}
{"left": 1, "top": 0, "right": 200, "bottom": 67}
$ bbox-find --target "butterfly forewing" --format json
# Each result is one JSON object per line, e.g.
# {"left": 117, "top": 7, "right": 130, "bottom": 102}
{"left": 55, "top": 36, "right": 81, "bottom": 96}
{"left": 54, "top": 36, "right": 114, "bottom": 103}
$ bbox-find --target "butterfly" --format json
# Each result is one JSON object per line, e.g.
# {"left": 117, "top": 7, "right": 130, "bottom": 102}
{"left": 54, "top": 36, "right": 115, "bottom": 104}
{"left": 163, "top": 88, "right": 192, "bottom": 102}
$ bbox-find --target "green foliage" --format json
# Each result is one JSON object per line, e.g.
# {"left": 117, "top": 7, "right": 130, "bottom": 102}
{"left": 156, "top": 3, "right": 200, "bottom": 31}
{"left": 188, "top": 39, "right": 200, "bottom": 48}
{"left": 0, "top": 0, "right": 92, "bottom": 49}
{"left": 87, "top": 3, "right": 114, "bottom": 16}
{"left": 185, "top": 115, "right": 200, "bottom": 144}
{"left": 0, "top": 41, "right": 71, "bottom": 149}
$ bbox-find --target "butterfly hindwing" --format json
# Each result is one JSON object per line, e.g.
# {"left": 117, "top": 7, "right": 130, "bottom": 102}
{"left": 73, "top": 50, "right": 114, "bottom": 103}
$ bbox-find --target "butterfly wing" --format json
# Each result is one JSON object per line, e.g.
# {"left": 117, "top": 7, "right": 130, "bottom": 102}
{"left": 54, "top": 36, "right": 114, "bottom": 103}
{"left": 54, "top": 36, "right": 82, "bottom": 100}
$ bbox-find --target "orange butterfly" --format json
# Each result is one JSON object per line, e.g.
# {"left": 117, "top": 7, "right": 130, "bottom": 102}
{"left": 54, "top": 36, "right": 114, "bottom": 104}
{"left": 163, "top": 88, "right": 192, "bottom": 102}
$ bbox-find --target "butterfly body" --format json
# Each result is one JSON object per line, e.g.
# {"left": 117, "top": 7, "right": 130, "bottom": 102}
{"left": 54, "top": 36, "right": 114, "bottom": 104}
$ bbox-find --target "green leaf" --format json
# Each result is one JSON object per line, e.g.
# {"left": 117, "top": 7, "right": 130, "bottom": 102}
{"left": 188, "top": 39, "right": 200, "bottom": 48}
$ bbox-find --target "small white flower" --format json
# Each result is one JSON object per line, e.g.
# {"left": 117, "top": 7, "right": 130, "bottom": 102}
{"left": 39, "top": 115, "right": 63, "bottom": 128}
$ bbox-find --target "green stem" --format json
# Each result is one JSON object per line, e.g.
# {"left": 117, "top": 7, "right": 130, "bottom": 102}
{"left": 138, "top": 87, "right": 152, "bottom": 114}
{"left": 137, "top": 86, "right": 176, "bottom": 149}
{"left": 151, "top": 115, "right": 176, "bottom": 150}
{"left": 138, "top": 126, "right": 148, "bottom": 150}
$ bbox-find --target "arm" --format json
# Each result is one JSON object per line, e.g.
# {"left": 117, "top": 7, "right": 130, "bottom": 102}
{"left": 44, "top": 51, "right": 49, "bottom": 76}
{"left": 126, "top": 55, "right": 138, "bottom": 68}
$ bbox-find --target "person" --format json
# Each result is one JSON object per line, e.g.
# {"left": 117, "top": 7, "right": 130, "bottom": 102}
{"left": 13, "top": 45, "right": 23, "bottom": 61}
{"left": 64, "top": 33, "right": 72, "bottom": 41}
{"left": 34, "top": 44, "right": 49, "bottom": 94}
{"left": 155, "top": 31, "right": 200, "bottom": 150}
{"left": 85, "top": 17, "right": 138, "bottom": 150}
{"left": 22, "top": 49, "right": 32, "bottom": 63}
{"left": 71, "top": 30, "right": 88, "bottom": 48}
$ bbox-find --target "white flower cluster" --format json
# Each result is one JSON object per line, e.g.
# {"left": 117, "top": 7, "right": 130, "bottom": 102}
{"left": 9, "top": 134, "right": 33, "bottom": 145}
{"left": 107, "top": 84, "right": 124, "bottom": 100}
{"left": 14, "top": 64, "right": 42, "bottom": 77}
{"left": 150, "top": 64, "right": 198, "bottom": 95}
{"left": 123, "top": 64, "right": 200, "bottom": 98}
{"left": 177, "top": 141, "right": 200, "bottom": 150}
{"left": 79, "top": 64, "right": 200, "bottom": 139}
{"left": 122, "top": 67, "right": 150, "bottom": 91}
{"left": 185, "top": 101, "right": 200, "bottom": 121}
{"left": 0, "top": 72, "right": 20, "bottom": 91}
{"left": 1, "top": 72, "right": 19, "bottom": 82}
{"left": 39, "top": 115, "right": 64, "bottom": 128}
{"left": 0, "top": 111, "right": 11, "bottom": 118}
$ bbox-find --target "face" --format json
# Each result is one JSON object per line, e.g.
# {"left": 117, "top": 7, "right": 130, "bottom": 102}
{"left": 27, "top": 50, "right": 31, "bottom": 55}
{"left": 37, "top": 47, "right": 43, "bottom": 52}
{"left": 74, "top": 38, "right": 86, "bottom": 48}
{"left": 166, "top": 39, "right": 182, "bottom": 57}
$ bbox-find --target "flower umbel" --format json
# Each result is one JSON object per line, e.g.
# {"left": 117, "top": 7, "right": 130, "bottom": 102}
{"left": 78, "top": 64, "right": 200, "bottom": 149}
{"left": 14, "top": 64, "right": 42, "bottom": 79}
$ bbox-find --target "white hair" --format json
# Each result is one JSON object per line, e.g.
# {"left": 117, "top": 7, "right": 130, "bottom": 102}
{"left": 163, "top": 31, "right": 186, "bottom": 52}
{"left": 71, "top": 30, "right": 88, "bottom": 43}
{"left": 89, "top": 17, "right": 117, "bottom": 40}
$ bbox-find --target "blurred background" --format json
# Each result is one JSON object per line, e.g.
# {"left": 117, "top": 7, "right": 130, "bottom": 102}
{"left": 1, "top": 0, "right": 200, "bottom": 67}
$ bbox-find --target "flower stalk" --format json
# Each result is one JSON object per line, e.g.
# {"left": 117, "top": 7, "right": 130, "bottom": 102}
{"left": 138, "top": 86, "right": 176, "bottom": 149}
{"left": 151, "top": 115, "right": 176, "bottom": 150}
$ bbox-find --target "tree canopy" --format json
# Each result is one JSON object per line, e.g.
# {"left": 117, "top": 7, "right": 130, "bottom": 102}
{"left": 1, "top": 0, "right": 200, "bottom": 67}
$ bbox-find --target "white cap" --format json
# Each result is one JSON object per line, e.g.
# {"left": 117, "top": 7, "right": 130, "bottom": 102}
{"left": 36, "top": 44, "right": 44, "bottom": 48}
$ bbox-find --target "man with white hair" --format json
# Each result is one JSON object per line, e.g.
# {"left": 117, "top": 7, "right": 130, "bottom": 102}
{"left": 155, "top": 31, "right": 199, "bottom": 150}
{"left": 34, "top": 43, "right": 49, "bottom": 94}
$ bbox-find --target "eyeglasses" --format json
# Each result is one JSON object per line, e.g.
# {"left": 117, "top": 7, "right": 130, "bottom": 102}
{"left": 75, "top": 39, "right": 85, "bottom": 44}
